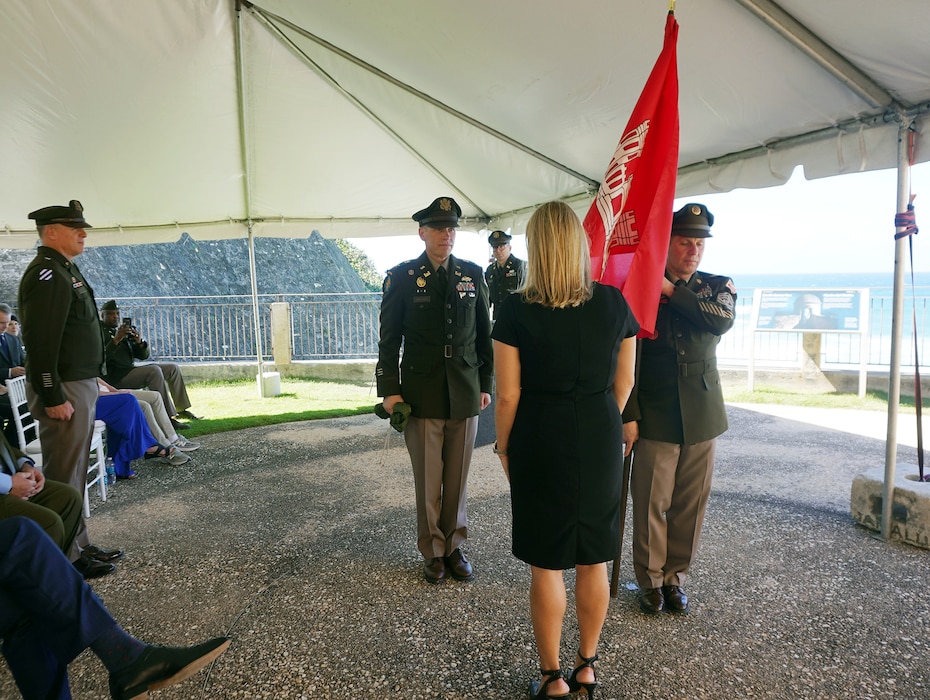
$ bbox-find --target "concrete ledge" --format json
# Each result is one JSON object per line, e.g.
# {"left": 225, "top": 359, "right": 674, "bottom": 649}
{"left": 178, "top": 360, "right": 376, "bottom": 384}
{"left": 850, "top": 464, "right": 930, "bottom": 549}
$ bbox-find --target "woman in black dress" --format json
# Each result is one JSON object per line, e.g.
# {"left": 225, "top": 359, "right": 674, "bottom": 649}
{"left": 492, "top": 201, "right": 638, "bottom": 699}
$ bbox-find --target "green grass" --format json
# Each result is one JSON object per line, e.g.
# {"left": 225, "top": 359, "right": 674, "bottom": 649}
{"left": 181, "top": 378, "right": 379, "bottom": 437}
{"left": 177, "top": 377, "right": 926, "bottom": 438}
{"left": 724, "top": 385, "right": 927, "bottom": 413}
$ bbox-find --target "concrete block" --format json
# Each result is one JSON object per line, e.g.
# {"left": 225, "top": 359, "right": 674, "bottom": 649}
{"left": 257, "top": 371, "right": 281, "bottom": 397}
{"left": 850, "top": 464, "right": 930, "bottom": 549}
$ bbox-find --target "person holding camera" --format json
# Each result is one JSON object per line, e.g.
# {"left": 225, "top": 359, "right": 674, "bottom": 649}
{"left": 99, "top": 300, "right": 198, "bottom": 431}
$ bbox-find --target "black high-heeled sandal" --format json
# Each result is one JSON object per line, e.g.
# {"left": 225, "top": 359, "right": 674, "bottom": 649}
{"left": 528, "top": 668, "right": 569, "bottom": 699}
{"left": 567, "top": 652, "right": 599, "bottom": 699}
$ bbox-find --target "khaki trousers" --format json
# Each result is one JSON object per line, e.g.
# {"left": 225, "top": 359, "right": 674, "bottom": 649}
{"left": 631, "top": 437, "right": 716, "bottom": 589}
{"left": 404, "top": 415, "right": 478, "bottom": 559}
{"left": 26, "top": 378, "right": 98, "bottom": 560}
{"left": 117, "top": 362, "right": 191, "bottom": 415}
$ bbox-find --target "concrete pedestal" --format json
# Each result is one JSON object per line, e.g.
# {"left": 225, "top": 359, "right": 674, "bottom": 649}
{"left": 850, "top": 464, "right": 930, "bottom": 549}
{"left": 257, "top": 371, "right": 281, "bottom": 397}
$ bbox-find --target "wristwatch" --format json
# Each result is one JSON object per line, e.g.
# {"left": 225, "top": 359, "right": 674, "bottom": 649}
{"left": 493, "top": 441, "right": 508, "bottom": 456}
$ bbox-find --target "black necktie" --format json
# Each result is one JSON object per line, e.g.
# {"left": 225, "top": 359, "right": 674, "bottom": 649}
{"left": 436, "top": 266, "right": 448, "bottom": 292}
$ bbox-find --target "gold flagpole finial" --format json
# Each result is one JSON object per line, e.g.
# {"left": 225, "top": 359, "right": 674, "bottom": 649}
{"left": 668, "top": 0, "right": 676, "bottom": 12}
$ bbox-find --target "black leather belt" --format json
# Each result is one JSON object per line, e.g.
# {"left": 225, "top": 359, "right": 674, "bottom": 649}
{"left": 678, "top": 358, "right": 716, "bottom": 376}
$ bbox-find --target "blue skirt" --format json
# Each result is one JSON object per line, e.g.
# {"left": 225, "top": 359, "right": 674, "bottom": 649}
{"left": 95, "top": 394, "right": 157, "bottom": 477}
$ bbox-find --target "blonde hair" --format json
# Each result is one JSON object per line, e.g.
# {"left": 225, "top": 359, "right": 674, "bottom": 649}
{"left": 521, "top": 201, "right": 593, "bottom": 308}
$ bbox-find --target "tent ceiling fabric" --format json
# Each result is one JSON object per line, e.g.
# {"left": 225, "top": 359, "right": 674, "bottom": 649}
{"left": 1, "top": 0, "right": 928, "bottom": 249}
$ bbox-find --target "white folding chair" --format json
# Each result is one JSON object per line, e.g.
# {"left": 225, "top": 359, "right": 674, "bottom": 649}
{"left": 5, "top": 376, "right": 108, "bottom": 517}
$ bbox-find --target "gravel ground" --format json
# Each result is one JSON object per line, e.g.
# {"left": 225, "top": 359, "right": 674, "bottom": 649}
{"left": 1, "top": 405, "right": 928, "bottom": 699}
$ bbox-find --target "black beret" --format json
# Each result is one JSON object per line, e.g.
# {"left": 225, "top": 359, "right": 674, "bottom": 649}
{"left": 488, "top": 230, "right": 512, "bottom": 246}
{"left": 101, "top": 300, "right": 119, "bottom": 311}
{"left": 412, "top": 197, "right": 461, "bottom": 228}
{"left": 671, "top": 203, "right": 713, "bottom": 238}
{"left": 27, "top": 199, "right": 93, "bottom": 228}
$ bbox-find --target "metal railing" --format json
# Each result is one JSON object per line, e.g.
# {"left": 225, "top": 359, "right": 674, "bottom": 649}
{"left": 717, "top": 292, "right": 929, "bottom": 371}
{"left": 114, "top": 294, "right": 381, "bottom": 362}
{"left": 109, "top": 290, "right": 929, "bottom": 370}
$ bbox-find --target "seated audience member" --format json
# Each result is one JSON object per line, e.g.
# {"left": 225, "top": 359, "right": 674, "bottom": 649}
{"left": 6, "top": 315, "right": 21, "bottom": 339}
{"left": 0, "top": 432, "right": 83, "bottom": 555}
{"left": 95, "top": 385, "right": 190, "bottom": 479}
{"left": 100, "top": 379, "right": 200, "bottom": 453}
{"left": 0, "top": 304, "right": 26, "bottom": 446}
{"left": 99, "top": 300, "right": 200, "bottom": 430}
{"left": 0, "top": 516, "right": 230, "bottom": 700}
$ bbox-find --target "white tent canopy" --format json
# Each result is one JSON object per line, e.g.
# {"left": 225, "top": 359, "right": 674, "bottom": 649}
{"left": 1, "top": 0, "right": 928, "bottom": 249}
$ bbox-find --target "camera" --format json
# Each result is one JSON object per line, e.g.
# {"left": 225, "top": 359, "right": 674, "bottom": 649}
{"left": 122, "top": 317, "right": 132, "bottom": 327}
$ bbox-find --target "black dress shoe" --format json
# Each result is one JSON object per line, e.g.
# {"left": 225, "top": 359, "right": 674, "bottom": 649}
{"left": 74, "top": 554, "right": 116, "bottom": 580}
{"left": 108, "top": 637, "right": 230, "bottom": 700}
{"left": 176, "top": 410, "right": 202, "bottom": 420}
{"left": 662, "top": 585, "right": 690, "bottom": 614}
{"left": 638, "top": 587, "right": 665, "bottom": 614}
{"left": 83, "top": 544, "right": 124, "bottom": 562}
{"left": 424, "top": 557, "right": 447, "bottom": 584}
{"left": 445, "top": 548, "right": 474, "bottom": 582}
{"left": 170, "top": 418, "right": 189, "bottom": 431}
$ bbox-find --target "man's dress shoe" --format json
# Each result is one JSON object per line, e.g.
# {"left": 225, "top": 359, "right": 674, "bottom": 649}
{"left": 424, "top": 557, "right": 447, "bottom": 584}
{"left": 73, "top": 554, "right": 116, "bottom": 579}
{"left": 177, "top": 410, "right": 202, "bottom": 420}
{"left": 108, "top": 637, "right": 231, "bottom": 700}
{"left": 445, "top": 548, "right": 474, "bottom": 582}
{"left": 638, "top": 587, "right": 665, "bottom": 614}
{"left": 662, "top": 585, "right": 690, "bottom": 614}
{"left": 83, "top": 544, "right": 124, "bottom": 562}
{"left": 170, "top": 418, "right": 189, "bottom": 431}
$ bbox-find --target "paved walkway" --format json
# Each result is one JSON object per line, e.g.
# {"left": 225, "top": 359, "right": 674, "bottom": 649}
{"left": 2, "top": 404, "right": 928, "bottom": 699}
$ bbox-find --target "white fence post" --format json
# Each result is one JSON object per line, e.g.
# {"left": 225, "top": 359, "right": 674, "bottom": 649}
{"left": 270, "top": 302, "right": 292, "bottom": 366}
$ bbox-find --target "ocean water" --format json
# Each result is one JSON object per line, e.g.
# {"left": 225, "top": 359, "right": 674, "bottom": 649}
{"left": 732, "top": 271, "right": 930, "bottom": 298}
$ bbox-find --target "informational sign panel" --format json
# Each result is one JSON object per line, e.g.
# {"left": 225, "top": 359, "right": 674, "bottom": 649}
{"left": 754, "top": 289, "right": 865, "bottom": 332}
{"left": 748, "top": 288, "right": 870, "bottom": 396}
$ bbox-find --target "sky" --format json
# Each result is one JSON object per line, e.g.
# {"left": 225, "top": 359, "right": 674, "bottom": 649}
{"left": 348, "top": 160, "right": 930, "bottom": 279}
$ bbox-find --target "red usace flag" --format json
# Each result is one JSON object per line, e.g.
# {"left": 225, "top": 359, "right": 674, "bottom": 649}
{"left": 584, "top": 10, "right": 679, "bottom": 338}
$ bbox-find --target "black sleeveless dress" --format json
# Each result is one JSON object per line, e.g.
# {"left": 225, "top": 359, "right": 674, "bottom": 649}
{"left": 491, "top": 283, "right": 639, "bottom": 569}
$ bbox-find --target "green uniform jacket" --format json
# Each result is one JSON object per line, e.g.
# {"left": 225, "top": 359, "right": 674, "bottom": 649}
{"left": 103, "top": 323, "right": 151, "bottom": 383}
{"left": 376, "top": 252, "right": 493, "bottom": 420}
{"left": 18, "top": 247, "right": 106, "bottom": 408}
{"left": 485, "top": 254, "right": 526, "bottom": 319}
{"left": 623, "top": 271, "right": 737, "bottom": 445}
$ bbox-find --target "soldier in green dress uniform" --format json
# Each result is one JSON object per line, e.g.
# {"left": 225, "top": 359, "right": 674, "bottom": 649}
{"left": 376, "top": 197, "right": 494, "bottom": 584}
{"left": 622, "top": 203, "right": 737, "bottom": 615}
{"left": 18, "top": 200, "right": 122, "bottom": 578}
{"left": 484, "top": 230, "right": 526, "bottom": 320}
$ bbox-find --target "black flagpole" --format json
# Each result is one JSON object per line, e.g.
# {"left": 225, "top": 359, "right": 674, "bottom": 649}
{"left": 610, "top": 449, "right": 633, "bottom": 597}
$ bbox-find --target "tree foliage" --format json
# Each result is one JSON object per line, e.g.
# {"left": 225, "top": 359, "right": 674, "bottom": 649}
{"left": 335, "top": 239, "right": 382, "bottom": 291}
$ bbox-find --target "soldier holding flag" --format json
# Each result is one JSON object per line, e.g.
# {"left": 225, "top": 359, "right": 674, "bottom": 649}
{"left": 622, "top": 203, "right": 736, "bottom": 615}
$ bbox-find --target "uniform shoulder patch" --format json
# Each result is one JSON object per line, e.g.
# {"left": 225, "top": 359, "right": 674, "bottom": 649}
{"left": 38, "top": 268, "right": 53, "bottom": 282}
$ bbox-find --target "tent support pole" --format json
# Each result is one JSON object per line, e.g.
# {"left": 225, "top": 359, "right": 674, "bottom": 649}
{"left": 246, "top": 219, "right": 266, "bottom": 388}
{"left": 234, "top": 0, "right": 267, "bottom": 395}
{"left": 881, "top": 115, "right": 914, "bottom": 539}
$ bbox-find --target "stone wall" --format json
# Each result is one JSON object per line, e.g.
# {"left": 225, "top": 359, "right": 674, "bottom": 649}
{"left": 0, "top": 231, "right": 367, "bottom": 306}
